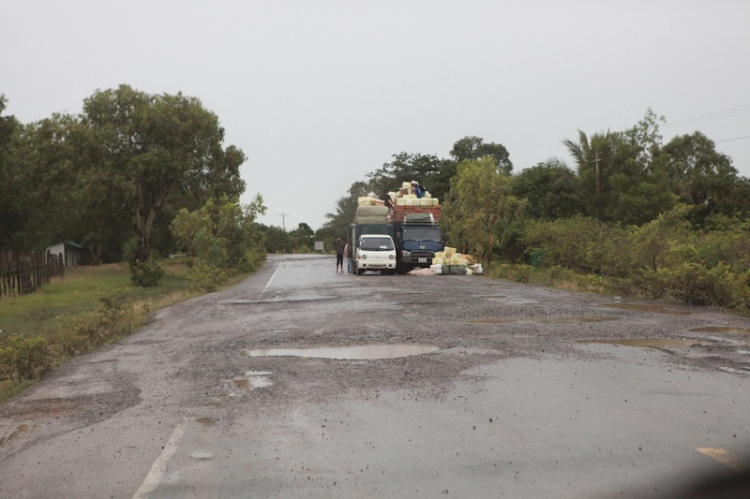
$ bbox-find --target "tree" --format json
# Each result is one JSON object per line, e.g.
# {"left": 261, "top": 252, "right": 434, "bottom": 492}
{"left": 4, "top": 113, "right": 96, "bottom": 250}
{"left": 563, "top": 112, "right": 676, "bottom": 226}
{"left": 170, "top": 195, "right": 266, "bottom": 271}
{"left": 511, "top": 160, "right": 583, "bottom": 220}
{"left": 0, "top": 95, "right": 21, "bottom": 248}
{"left": 658, "top": 131, "right": 740, "bottom": 220}
{"left": 442, "top": 158, "right": 525, "bottom": 264}
{"left": 450, "top": 136, "right": 513, "bottom": 174}
{"left": 260, "top": 224, "right": 294, "bottom": 253}
{"left": 82, "top": 85, "right": 246, "bottom": 263}
{"left": 290, "top": 222, "right": 314, "bottom": 251}
{"left": 367, "top": 152, "right": 456, "bottom": 201}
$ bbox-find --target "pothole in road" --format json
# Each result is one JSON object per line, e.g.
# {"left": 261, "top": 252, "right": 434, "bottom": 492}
{"left": 577, "top": 338, "right": 711, "bottom": 348}
{"left": 690, "top": 326, "right": 750, "bottom": 334}
{"left": 242, "top": 344, "right": 441, "bottom": 360}
{"left": 604, "top": 303, "right": 693, "bottom": 315}
{"left": 468, "top": 316, "right": 619, "bottom": 325}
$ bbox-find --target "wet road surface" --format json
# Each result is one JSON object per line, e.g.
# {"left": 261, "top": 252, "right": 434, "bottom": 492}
{"left": 1, "top": 254, "right": 749, "bottom": 498}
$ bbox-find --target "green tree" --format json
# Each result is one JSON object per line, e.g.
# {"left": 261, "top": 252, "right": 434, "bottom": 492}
{"left": 450, "top": 136, "right": 513, "bottom": 174}
{"left": 511, "top": 160, "right": 583, "bottom": 220}
{"left": 83, "top": 85, "right": 246, "bottom": 263}
{"left": 170, "top": 195, "right": 266, "bottom": 271}
{"left": 442, "top": 157, "right": 525, "bottom": 264}
{"left": 658, "top": 131, "right": 741, "bottom": 221}
{"left": 290, "top": 222, "right": 314, "bottom": 251}
{"left": 367, "top": 152, "right": 456, "bottom": 201}
{"left": 0, "top": 95, "right": 21, "bottom": 248}
{"left": 5, "top": 113, "right": 95, "bottom": 250}
{"left": 564, "top": 112, "right": 676, "bottom": 226}
{"left": 260, "top": 224, "right": 294, "bottom": 253}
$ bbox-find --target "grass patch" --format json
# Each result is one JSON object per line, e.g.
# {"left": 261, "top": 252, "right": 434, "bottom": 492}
{"left": 0, "top": 258, "right": 250, "bottom": 401}
{"left": 0, "top": 263, "right": 188, "bottom": 338}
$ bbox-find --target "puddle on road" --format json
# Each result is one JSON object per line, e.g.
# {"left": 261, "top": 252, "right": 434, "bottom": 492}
{"left": 577, "top": 338, "right": 709, "bottom": 348}
{"left": 690, "top": 326, "right": 750, "bottom": 334}
{"left": 605, "top": 303, "right": 693, "bottom": 315}
{"left": 243, "top": 344, "right": 441, "bottom": 360}
{"left": 191, "top": 451, "right": 213, "bottom": 460}
{"left": 233, "top": 371, "right": 274, "bottom": 390}
{"left": 468, "top": 316, "right": 619, "bottom": 325}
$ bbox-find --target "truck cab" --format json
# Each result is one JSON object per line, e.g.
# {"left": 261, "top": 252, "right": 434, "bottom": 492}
{"left": 354, "top": 234, "right": 397, "bottom": 275}
{"left": 397, "top": 221, "right": 443, "bottom": 272}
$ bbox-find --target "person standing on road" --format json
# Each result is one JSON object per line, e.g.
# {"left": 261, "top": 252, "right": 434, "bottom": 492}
{"left": 334, "top": 237, "right": 345, "bottom": 273}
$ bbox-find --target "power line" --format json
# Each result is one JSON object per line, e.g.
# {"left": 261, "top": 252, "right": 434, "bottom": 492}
{"left": 663, "top": 103, "right": 750, "bottom": 129}
{"left": 716, "top": 135, "right": 750, "bottom": 143}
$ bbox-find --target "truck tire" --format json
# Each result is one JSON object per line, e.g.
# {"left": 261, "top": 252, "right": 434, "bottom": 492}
{"left": 356, "top": 268, "right": 364, "bottom": 276}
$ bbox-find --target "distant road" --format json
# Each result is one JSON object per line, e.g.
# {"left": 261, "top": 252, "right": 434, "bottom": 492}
{"left": 1, "top": 254, "right": 749, "bottom": 498}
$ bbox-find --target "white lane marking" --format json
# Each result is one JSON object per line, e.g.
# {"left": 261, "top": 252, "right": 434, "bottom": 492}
{"left": 261, "top": 266, "right": 280, "bottom": 295}
{"left": 132, "top": 421, "right": 187, "bottom": 499}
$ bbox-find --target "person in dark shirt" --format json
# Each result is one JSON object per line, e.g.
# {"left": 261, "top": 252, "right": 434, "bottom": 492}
{"left": 379, "top": 190, "right": 394, "bottom": 209}
{"left": 334, "top": 237, "right": 345, "bottom": 273}
{"left": 411, "top": 181, "right": 425, "bottom": 198}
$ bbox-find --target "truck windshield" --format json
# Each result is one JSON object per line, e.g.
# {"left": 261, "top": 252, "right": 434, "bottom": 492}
{"left": 360, "top": 237, "right": 394, "bottom": 251}
{"left": 402, "top": 226, "right": 441, "bottom": 243}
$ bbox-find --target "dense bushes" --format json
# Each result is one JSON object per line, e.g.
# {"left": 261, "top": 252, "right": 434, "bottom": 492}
{"left": 517, "top": 206, "right": 750, "bottom": 311}
{"left": 171, "top": 196, "right": 266, "bottom": 291}
{"left": 0, "top": 334, "right": 50, "bottom": 380}
{"left": 187, "top": 259, "right": 227, "bottom": 292}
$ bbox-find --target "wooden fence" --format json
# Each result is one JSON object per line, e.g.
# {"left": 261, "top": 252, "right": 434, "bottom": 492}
{"left": 0, "top": 250, "right": 65, "bottom": 298}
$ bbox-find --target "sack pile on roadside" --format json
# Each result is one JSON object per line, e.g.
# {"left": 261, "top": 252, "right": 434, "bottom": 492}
{"left": 430, "top": 247, "right": 483, "bottom": 276}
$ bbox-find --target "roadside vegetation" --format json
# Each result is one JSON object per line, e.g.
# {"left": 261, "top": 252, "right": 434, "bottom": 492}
{"left": 0, "top": 260, "right": 256, "bottom": 401}
{"left": 0, "top": 88, "right": 267, "bottom": 399}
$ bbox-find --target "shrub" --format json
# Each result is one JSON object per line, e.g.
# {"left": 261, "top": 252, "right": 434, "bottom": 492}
{"left": 98, "top": 294, "right": 135, "bottom": 339}
{"left": 638, "top": 263, "right": 749, "bottom": 309}
{"left": 187, "top": 259, "right": 227, "bottom": 292}
{"left": 54, "top": 331, "right": 91, "bottom": 357}
{"left": 491, "top": 264, "right": 532, "bottom": 283}
{"left": 240, "top": 248, "right": 266, "bottom": 273}
{"left": 0, "top": 334, "right": 51, "bottom": 380}
{"left": 129, "top": 260, "right": 165, "bottom": 287}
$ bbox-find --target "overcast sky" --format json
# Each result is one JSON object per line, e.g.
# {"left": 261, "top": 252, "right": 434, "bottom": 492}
{"left": 2, "top": 0, "right": 749, "bottom": 231}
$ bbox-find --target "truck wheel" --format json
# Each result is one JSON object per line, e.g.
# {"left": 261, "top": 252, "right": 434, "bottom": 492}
{"left": 356, "top": 268, "right": 364, "bottom": 276}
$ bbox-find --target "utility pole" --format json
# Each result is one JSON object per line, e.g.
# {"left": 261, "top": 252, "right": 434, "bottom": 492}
{"left": 593, "top": 151, "right": 601, "bottom": 222}
{"left": 279, "top": 213, "right": 288, "bottom": 232}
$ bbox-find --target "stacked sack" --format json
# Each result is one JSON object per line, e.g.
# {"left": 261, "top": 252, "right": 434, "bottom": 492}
{"left": 355, "top": 204, "right": 390, "bottom": 224}
{"left": 431, "top": 247, "right": 479, "bottom": 275}
{"left": 394, "top": 181, "right": 440, "bottom": 206}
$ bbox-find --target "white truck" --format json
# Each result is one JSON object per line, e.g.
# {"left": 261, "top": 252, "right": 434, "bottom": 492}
{"left": 354, "top": 234, "right": 397, "bottom": 275}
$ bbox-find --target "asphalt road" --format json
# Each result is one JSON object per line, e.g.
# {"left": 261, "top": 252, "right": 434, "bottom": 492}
{"left": 1, "top": 254, "right": 749, "bottom": 498}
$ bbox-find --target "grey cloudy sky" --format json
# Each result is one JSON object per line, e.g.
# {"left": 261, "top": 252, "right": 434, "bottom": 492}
{"left": 2, "top": 0, "right": 749, "bottom": 231}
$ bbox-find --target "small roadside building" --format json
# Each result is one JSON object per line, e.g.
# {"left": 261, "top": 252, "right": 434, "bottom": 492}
{"left": 46, "top": 242, "right": 91, "bottom": 267}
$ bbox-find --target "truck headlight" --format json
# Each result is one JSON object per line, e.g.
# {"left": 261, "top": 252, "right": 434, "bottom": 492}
{"left": 361, "top": 254, "right": 367, "bottom": 259}
{"left": 402, "top": 251, "right": 410, "bottom": 259}
{"left": 389, "top": 254, "right": 394, "bottom": 260}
